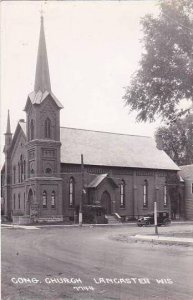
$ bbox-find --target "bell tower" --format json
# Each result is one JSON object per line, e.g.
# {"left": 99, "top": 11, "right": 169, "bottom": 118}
{"left": 24, "top": 16, "right": 63, "bottom": 221}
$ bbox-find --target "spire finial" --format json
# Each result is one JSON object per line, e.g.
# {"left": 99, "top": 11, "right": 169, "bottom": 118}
{"left": 40, "top": 3, "right": 44, "bottom": 22}
{"left": 6, "top": 110, "right": 11, "bottom": 134}
{"left": 34, "top": 13, "right": 51, "bottom": 93}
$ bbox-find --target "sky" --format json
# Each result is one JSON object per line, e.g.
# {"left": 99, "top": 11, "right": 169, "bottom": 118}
{"left": 1, "top": 0, "right": 161, "bottom": 164}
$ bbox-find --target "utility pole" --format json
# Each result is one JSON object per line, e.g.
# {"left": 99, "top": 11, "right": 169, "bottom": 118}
{"left": 79, "top": 154, "right": 84, "bottom": 226}
{"left": 154, "top": 201, "right": 158, "bottom": 235}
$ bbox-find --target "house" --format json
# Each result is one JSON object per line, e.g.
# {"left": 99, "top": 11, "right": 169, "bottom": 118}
{"left": 1, "top": 17, "right": 179, "bottom": 224}
{"left": 178, "top": 165, "right": 193, "bottom": 220}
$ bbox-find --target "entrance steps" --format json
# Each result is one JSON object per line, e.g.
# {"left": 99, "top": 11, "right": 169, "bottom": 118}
{"left": 106, "top": 214, "right": 122, "bottom": 224}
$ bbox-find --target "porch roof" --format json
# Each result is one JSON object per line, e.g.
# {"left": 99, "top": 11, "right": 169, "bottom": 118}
{"left": 87, "top": 174, "right": 118, "bottom": 188}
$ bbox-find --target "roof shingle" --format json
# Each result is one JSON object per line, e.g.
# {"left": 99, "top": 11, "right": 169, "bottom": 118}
{"left": 60, "top": 127, "right": 179, "bottom": 171}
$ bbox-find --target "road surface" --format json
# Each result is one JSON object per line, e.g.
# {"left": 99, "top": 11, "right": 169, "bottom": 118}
{"left": 2, "top": 224, "right": 193, "bottom": 300}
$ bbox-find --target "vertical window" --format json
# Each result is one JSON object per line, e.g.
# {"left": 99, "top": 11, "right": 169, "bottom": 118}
{"left": 45, "top": 168, "right": 52, "bottom": 175}
{"left": 164, "top": 185, "right": 167, "bottom": 206}
{"left": 18, "top": 162, "right": 20, "bottom": 183}
{"left": 42, "top": 191, "right": 47, "bottom": 208}
{"left": 192, "top": 183, "right": 193, "bottom": 194}
{"left": 24, "top": 193, "right": 25, "bottom": 210}
{"left": 20, "top": 155, "right": 24, "bottom": 182}
{"left": 69, "top": 177, "right": 75, "bottom": 207}
{"left": 30, "top": 119, "right": 34, "bottom": 140}
{"left": 51, "top": 191, "right": 55, "bottom": 208}
{"left": 13, "top": 194, "right": 15, "bottom": 209}
{"left": 24, "top": 160, "right": 26, "bottom": 180}
{"left": 18, "top": 194, "right": 20, "bottom": 209}
{"left": 13, "top": 166, "right": 16, "bottom": 184}
{"left": 45, "top": 118, "right": 51, "bottom": 138}
{"left": 143, "top": 180, "right": 148, "bottom": 207}
{"left": 120, "top": 180, "right": 125, "bottom": 207}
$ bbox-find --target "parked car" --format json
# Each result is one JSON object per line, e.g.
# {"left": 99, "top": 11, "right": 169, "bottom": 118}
{"left": 137, "top": 211, "right": 171, "bottom": 227}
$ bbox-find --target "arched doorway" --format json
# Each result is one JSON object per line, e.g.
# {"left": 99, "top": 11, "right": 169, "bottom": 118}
{"left": 101, "top": 191, "right": 111, "bottom": 215}
{"left": 26, "top": 189, "right": 33, "bottom": 215}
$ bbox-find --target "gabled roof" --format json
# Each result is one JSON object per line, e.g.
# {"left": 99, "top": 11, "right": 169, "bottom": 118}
{"left": 19, "top": 120, "right": 26, "bottom": 135}
{"left": 60, "top": 127, "right": 180, "bottom": 171}
{"left": 24, "top": 90, "right": 63, "bottom": 111}
{"left": 9, "top": 121, "right": 26, "bottom": 153}
{"left": 7, "top": 121, "right": 179, "bottom": 171}
{"left": 87, "top": 174, "right": 118, "bottom": 188}
{"left": 179, "top": 165, "right": 193, "bottom": 179}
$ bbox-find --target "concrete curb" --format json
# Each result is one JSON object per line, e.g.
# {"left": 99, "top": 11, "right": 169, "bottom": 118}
{"left": 1, "top": 222, "right": 137, "bottom": 229}
{"left": 131, "top": 234, "right": 193, "bottom": 245}
{"left": 36, "top": 223, "right": 137, "bottom": 228}
{"left": 2, "top": 221, "right": 193, "bottom": 229}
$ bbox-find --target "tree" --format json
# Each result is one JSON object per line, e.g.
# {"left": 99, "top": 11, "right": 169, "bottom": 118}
{"left": 124, "top": 0, "right": 193, "bottom": 122}
{"left": 155, "top": 114, "right": 193, "bottom": 165}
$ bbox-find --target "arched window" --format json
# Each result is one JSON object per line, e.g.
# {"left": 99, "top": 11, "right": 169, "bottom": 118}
{"left": 18, "top": 194, "right": 20, "bottom": 209}
{"left": 23, "top": 160, "right": 26, "bottom": 180}
{"left": 45, "top": 168, "right": 52, "bottom": 175}
{"left": 69, "top": 177, "right": 75, "bottom": 207}
{"left": 51, "top": 191, "right": 56, "bottom": 208}
{"left": 143, "top": 180, "right": 148, "bottom": 207}
{"left": 18, "top": 162, "right": 20, "bottom": 183}
{"left": 164, "top": 185, "right": 167, "bottom": 207}
{"left": 45, "top": 118, "right": 51, "bottom": 138}
{"left": 13, "top": 166, "right": 16, "bottom": 184}
{"left": 30, "top": 119, "right": 34, "bottom": 140}
{"left": 120, "top": 180, "right": 125, "bottom": 208}
{"left": 30, "top": 169, "right": 34, "bottom": 177}
{"left": 20, "top": 155, "right": 24, "bottom": 182}
{"left": 42, "top": 191, "right": 47, "bottom": 208}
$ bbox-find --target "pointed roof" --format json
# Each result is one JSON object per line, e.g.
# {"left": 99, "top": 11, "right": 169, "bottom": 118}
{"left": 87, "top": 174, "right": 118, "bottom": 188}
{"left": 24, "top": 17, "right": 63, "bottom": 111}
{"left": 5, "top": 110, "right": 11, "bottom": 134}
{"left": 34, "top": 16, "right": 51, "bottom": 93}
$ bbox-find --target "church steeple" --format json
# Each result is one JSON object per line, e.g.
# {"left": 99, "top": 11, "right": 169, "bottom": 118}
{"left": 4, "top": 110, "right": 12, "bottom": 152}
{"left": 34, "top": 16, "right": 51, "bottom": 93}
{"left": 6, "top": 110, "right": 11, "bottom": 134}
{"left": 25, "top": 16, "right": 63, "bottom": 111}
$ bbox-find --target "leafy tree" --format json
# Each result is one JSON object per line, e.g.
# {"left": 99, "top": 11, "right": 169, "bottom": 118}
{"left": 155, "top": 114, "right": 193, "bottom": 165}
{"left": 124, "top": 0, "right": 193, "bottom": 122}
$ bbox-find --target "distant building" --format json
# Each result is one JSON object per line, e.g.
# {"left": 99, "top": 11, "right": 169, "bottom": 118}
{"left": 1, "top": 17, "right": 179, "bottom": 224}
{"left": 179, "top": 165, "right": 193, "bottom": 220}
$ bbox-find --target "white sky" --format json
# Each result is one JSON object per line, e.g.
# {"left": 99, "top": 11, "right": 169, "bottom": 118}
{"left": 0, "top": 0, "right": 161, "bottom": 165}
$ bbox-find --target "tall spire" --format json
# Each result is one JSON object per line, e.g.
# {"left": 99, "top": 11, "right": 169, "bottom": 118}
{"left": 6, "top": 110, "right": 11, "bottom": 134}
{"left": 4, "top": 110, "right": 12, "bottom": 152}
{"left": 34, "top": 16, "right": 51, "bottom": 93}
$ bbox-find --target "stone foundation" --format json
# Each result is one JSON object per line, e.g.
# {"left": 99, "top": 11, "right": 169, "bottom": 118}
{"left": 12, "top": 216, "right": 31, "bottom": 225}
{"left": 37, "top": 216, "right": 63, "bottom": 223}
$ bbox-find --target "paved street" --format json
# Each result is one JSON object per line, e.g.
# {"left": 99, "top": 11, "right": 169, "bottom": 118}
{"left": 1, "top": 224, "right": 193, "bottom": 300}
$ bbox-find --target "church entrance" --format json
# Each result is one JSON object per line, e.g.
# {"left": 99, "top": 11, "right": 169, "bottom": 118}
{"left": 26, "top": 189, "right": 33, "bottom": 215}
{"left": 101, "top": 191, "right": 111, "bottom": 215}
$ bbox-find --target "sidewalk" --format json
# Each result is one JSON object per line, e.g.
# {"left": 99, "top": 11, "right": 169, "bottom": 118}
{"left": 1, "top": 223, "right": 135, "bottom": 229}
{"left": 131, "top": 234, "right": 193, "bottom": 245}
{"left": 1, "top": 224, "right": 39, "bottom": 230}
{"left": 1, "top": 220, "right": 193, "bottom": 228}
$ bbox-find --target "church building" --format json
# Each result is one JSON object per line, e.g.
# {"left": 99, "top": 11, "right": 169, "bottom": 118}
{"left": 1, "top": 17, "right": 180, "bottom": 224}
